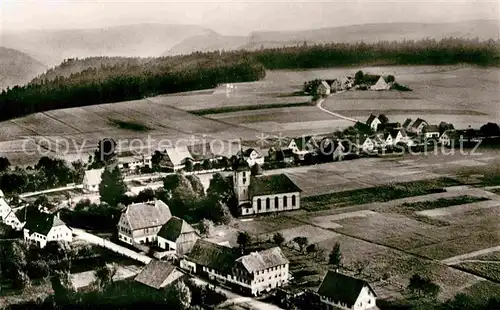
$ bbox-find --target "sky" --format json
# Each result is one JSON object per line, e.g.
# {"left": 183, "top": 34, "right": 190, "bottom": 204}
{"left": 1, "top": 0, "right": 499, "bottom": 35}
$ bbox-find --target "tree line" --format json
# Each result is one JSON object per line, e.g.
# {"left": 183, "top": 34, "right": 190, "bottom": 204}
{"left": 0, "top": 37, "right": 498, "bottom": 122}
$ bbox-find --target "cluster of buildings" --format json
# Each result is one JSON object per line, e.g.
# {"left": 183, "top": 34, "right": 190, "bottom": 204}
{"left": 0, "top": 190, "right": 73, "bottom": 248}
{"left": 316, "top": 74, "right": 395, "bottom": 96}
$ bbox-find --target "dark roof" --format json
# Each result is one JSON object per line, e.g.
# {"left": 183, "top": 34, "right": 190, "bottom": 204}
{"left": 403, "top": 118, "right": 413, "bottom": 128}
{"left": 242, "top": 148, "right": 258, "bottom": 157}
{"left": 134, "top": 260, "right": 176, "bottom": 289}
{"left": 424, "top": 124, "right": 439, "bottom": 132}
{"left": 25, "top": 211, "right": 67, "bottom": 235}
{"left": 282, "top": 149, "right": 295, "bottom": 158}
{"left": 412, "top": 118, "right": 427, "bottom": 128}
{"left": 233, "top": 156, "right": 250, "bottom": 171}
{"left": 14, "top": 208, "right": 27, "bottom": 222}
{"left": 317, "top": 271, "right": 375, "bottom": 307}
{"left": 186, "top": 239, "right": 241, "bottom": 273}
{"left": 366, "top": 114, "right": 378, "bottom": 125}
{"left": 389, "top": 129, "right": 407, "bottom": 138}
{"left": 157, "top": 216, "right": 197, "bottom": 242}
{"left": 250, "top": 174, "right": 301, "bottom": 197}
{"left": 293, "top": 136, "right": 317, "bottom": 151}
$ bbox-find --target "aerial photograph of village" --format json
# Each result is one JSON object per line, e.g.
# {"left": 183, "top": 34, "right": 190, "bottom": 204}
{"left": 0, "top": 1, "right": 499, "bottom": 309}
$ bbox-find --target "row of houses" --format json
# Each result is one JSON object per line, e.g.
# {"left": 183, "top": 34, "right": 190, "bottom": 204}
{"left": 317, "top": 75, "right": 393, "bottom": 96}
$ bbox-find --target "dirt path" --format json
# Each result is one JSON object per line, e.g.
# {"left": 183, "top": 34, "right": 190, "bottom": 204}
{"left": 441, "top": 246, "right": 500, "bottom": 265}
{"left": 316, "top": 96, "right": 358, "bottom": 123}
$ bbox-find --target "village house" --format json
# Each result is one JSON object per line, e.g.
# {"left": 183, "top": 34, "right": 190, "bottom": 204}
{"left": 232, "top": 157, "right": 301, "bottom": 216}
{"left": 356, "top": 136, "right": 375, "bottom": 153}
{"left": 366, "top": 114, "right": 381, "bottom": 132}
{"left": 0, "top": 191, "right": 25, "bottom": 230}
{"left": 238, "top": 148, "right": 265, "bottom": 167}
{"left": 160, "top": 146, "right": 193, "bottom": 171}
{"left": 157, "top": 216, "right": 200, "bottom": 255}
{"left": 340, "top": 76, "right": 354, "bottom": 90}
{"left": 409, "top": 118, "right": 428, "bottom": 134}
{"left": 317, "top": 270, "right": 377, "bottom": 310}
{"left": 187, "top": 143, "right": 223, "bottom": 164}
{"left": 117, "top": 151, "right": 152, "bottom": 171}
{"left": 330, "top": 79, "right": 343, "bottom": 92}
{"left": 0, "top": 190, "right": 12, "bottom": 222}
{"left": 388, "top": 129, "right": 412, "bottom": 146}
{"left": 268, "top": 147, "right": 296, "bottom": 165}
{"left": 439, "top": 130, "right": 457, "bottom": 146}
{"left": 370, "top": 76, "right": 391, "bottom": 91}
{"left": 319, "top": 137, "right": 348, "bottom": 161}
{"left": 287, "top": 136, "right": 319, "bottom": 161}
{"left": 135, "top": 260, "right": 185, "bottom": 290}
{"left": 83, "top": 168, "right": 104, "bottom": 192}
{"left": 402, "top": 118, "right": 413, "bottom": 131}
{"left": 180, "top": 239, "right": 290, "bottom": 296}
{"left": 317, "top": 81, "right": 331, "bottom": 96}
{"left": 423, "top": 125, "right": 440, "bottom": 139}
{"left": 23, "top": 211, "right": 72, "bottom": 248}
{"left": 117, "top": 200, "right": 172, "bottom": 245}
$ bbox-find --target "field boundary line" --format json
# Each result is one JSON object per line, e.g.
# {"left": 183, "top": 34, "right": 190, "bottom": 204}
{"left": 442, "top": 245, "right": 500, "bottom": 265}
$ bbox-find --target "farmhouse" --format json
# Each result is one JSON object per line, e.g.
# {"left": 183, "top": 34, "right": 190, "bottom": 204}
{"left": 439, "top": 130, "right": 457, "bottom": 146}
{"left": 187, "top": 143, "right": 223, "bottom": 163}
{"left": 319, "top": 137, "right": 348, "bottom": 161}
{"left": 135, "top": 260, "right": 184, "bottom": 290}
{"left": 423, "top": 125, "right": 440, "bottom": 138}
{"left": 317, "top": 81, "right": 331, "bottom": 96}
{"left": 287, "top": 136, "right": 319, "bottom": 160}
{"left": 23, "top": 211, "right": 72, "bottom": 248}
{"left": 117, "top": 151, "right": 152, "bottom": 171}
{"left": 340, "top": 76, "right": 354, "bottom": 89}
{"left": 160, "top": 146, "right": 193, "bottom": 171}
{"left": 330, "top": 79, "right": 343, "bottom": 92}
{"left": 117, "top": 200, "right": 172, "bottom": 245}
{"left": 268, "top": 147, "right": 296, "bottom": 164}
{"left": 180, "top": 239, "right": 290, "bottom": 296}
{"left": 238, "top": 148, "right": 265, "bottom": 167}
{"left": 410, "top": 118, "right": 428, "bottom": 134}
{"left": 388, "top": 129, "right": 411, "bottom": 145}
{"left": 2, "top": 208, "right": 26, "bottom": 230}
{"left": 233, "top": 157, "right": 301, "bottom": 215}
{"left": 317, "top": 270, "right": 377, "bottom": 310}
{"left": 157, "top": 216, "right": 200, "bottom": 255}
{"left": 370, "top": 76, "right": 391, "bottom": 91}
{"left": 366, "top": 114, "right": 381, "bottom": 131}
{"left": 355, "top": 136, "right": 375, "bottom": 153}
{"left": 83, "top": 168, "right": 104, "bottom": 192}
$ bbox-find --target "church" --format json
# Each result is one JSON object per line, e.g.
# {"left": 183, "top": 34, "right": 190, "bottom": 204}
{"left": 232, "top": 158, "right": 302, "bottom": 216}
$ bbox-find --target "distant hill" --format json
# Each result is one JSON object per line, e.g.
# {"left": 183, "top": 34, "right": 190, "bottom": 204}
{"left": 0, "top": 24, "right": 212, "bottom": 66}
{"left": 0, "top": 47, "right": 47, "bottom": 90}
{"left": 164, "top": 32, "right": 247, "bottom": 56}
{"left": 165, "top": 20, "right": 500, "bottom": 55}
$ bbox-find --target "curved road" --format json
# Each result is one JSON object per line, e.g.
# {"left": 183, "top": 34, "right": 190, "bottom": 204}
{"left": 316, "top": 95, "right": 359, "bottom": 123}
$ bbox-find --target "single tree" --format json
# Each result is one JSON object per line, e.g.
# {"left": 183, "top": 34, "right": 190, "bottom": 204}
{"left": 480, "top": 122, "right": 500, "bottom": 137}
{"left": 273, "top": 232, "right": 285, "bottom": 245}
{"left": 354, "top": 70, "right": 364, "bottom": 84}
{"left": 407, "top": 274, "right": 440, "bottom": 299}
{"left": 386, "top": 75, "right": 395, "bottom": 83}
{"left": 0, "top": 157, "right": 11, "bottom": 172}
{"left": 135, "top": 188, "right": 155, "bottom": 203}
{"left": 99, "top": 166, "right": 127, "bottom": 206}
{"left": 184, "top": 159, "right": 194, "bottom": 172}
{"left": 306, "top": 244, "right": 318, "bottom": 255}
{"left": 93, "top": 263, "right": 117, "bottom": 291}
{"left": 329, "top": 242, "right": 342, "bottom": 268}
{"left": 293, "top": 236, "right": 309, "bottom": 252}
{"left": 198, "top": 219, "right": 214, "bottom": 237}
{"left": 237, "top": 231, "right": 251, "bottom": 249}
{"left": 202, "top": 159, "right": 213, "bottom": 170}
{"left": 206, "top": 173, "right": 234, "bottom": 203}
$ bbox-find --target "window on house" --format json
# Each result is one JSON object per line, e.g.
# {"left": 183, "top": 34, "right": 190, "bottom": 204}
{"left": 243, "top": 178, "right": 247, "bottom": 183}
{"left": 257, "top": 199, "right": 261, "bottom": 210}
{"left": 292, "top": 195, "right": 296, "bottom": 206}
{"left": 283, "top": 196, "right": 287, "bottom": 207}
{"left": 243, "top": 172, "right": 246, "bottom": 178}
{"left": 275, "top": 197, "right": 279, "bottom": 209}
{"left": 266, "top": 198, "right": 270, "bottom": 209}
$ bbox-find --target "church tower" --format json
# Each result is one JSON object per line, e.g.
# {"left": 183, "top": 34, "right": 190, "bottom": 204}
{"left": 233, "top": 157, "right": 250, "bottom": 205}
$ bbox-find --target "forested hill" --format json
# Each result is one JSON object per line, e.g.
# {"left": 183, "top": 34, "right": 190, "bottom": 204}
{"left": 0, "top": 47, "right": 47, "bottom": 90}
{"left": 0, "top": 37, "right": 498, "bottom": 122}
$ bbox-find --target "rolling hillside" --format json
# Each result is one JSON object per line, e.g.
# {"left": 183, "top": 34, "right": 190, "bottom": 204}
{"left": 0, "top": 47, "right": 47, "bottom": 90}
{"left": 0, "top": 24, "right": 212, "bottom": 66}
{"left": 165, "top": 19, "right": 500, "bottom": 55}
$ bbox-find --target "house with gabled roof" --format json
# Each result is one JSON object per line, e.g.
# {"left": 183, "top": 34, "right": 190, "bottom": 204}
{"left": 117, "top": 150, "right": 152, "bottom": 171}
{"left": 237, "top": 148, "right": 265, "bottom": 167}
{"left": 423, "top": 124, "right": 440, "bottom": 139}
{"left": 402, "top": 118, "right": 413, "bottom": 131}
{"left": 370, "top": 76, "right": 390, "bottom": 91}
{"left": 439, "top": 130, "right": 457, "bottom": 146}
{"left": 180, "top": 239, "right": 290, "bottom": 296}
{"left": 117, "top": 200, "right": 172, "bottom": 245}
{"left": 83, "top": 168, "right": 104, "bottom": 193}
{"left": 317, "top": 81, "right": 331, "bottom": 96}
{"left": 410, "top": 118, "right": 428, "bottom": 134}
{"left": 318, "top": 137, "right": 348, "bottom": 161}
{"left": 135, "top": 260, "right": 184, "bottom": 290}
{"left": 157, "top": 216, "right": 200, "bottom": 255}
{"left": 23, "top": 210, "right": 72, "bottom": 248}
{"left": 317, "top": 270, "right": 377, "bottom": 310}
{"left": 160, "top": 146, "right": 193, "bottom": 171}
{"left": 366, "top": 114, "right": 381, "bottom": 132}
{"left": 355, "top": 136, "right": 375, "bottom": 153}
{"left": 0, "top": 190, "right": 12, "bottom": 222}
{"left": 3, "top": 207, "right": 26, "bottom": 231}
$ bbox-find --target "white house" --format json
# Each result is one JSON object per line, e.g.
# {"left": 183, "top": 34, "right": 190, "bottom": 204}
{"left": 366, "top": 115, "right": 381, "bottom": 132}
{"left": 180, "top": 239, "right": 290, "bottom": 296}
{"left": 23, "top": 211, "right": 72, "bottom": 248}
{"left": 3, "top": 208, "right": 25, "bottom": 230}
{"left": 439, "top": 130, "right": 456, "bottom": 146}
{"left": 330, "top": 79, "right": 343, "bottom": 92}
{"left": 83, "top": 169, "right": 104, "bottom": 192}
{"left": 317, "top": 270, "right": 377, "bottom": 310}
{"left": 0, "top": 190, "right": 12, "bottom": 222}
{"left": 370, "top": 76, "right": 390, "bottom": 91}
{"left": 356, "top": 136, "right": 375, "bottom": 153}
{"left": 317, "top": 81, "right": 331, "bottom": 96}
{"left": 319, "top": 137, "right": 348, "bottom": 161}
{"left": 239, "top": 148, "right": 265, "bottom": 167}
{"left": 117, "top": 151, "right": 152, "bottom": 171}
{"left": 232, "top": 157, "right": 301, "bottom": 216}
{"left": 288, "top": 136, "right": 319, "bottom": 160}
{"left": 423, "top": 125, "right": 440, "bottom": 139}
{"left": 117, "top": 200, "right": 172, "bottom": 245}
{"left": 157, "top": 216, "right": 200, "bottom": 255}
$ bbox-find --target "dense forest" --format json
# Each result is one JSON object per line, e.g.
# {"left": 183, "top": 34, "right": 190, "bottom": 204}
{"left": 0, "top": 38, "right": 498, "bottom": 121}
